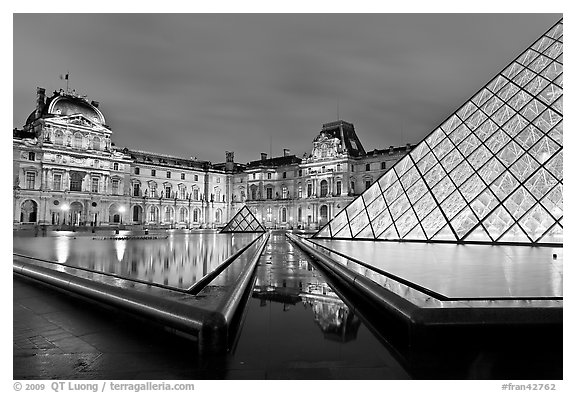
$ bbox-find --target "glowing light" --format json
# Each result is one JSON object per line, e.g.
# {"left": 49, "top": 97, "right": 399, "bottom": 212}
{"left": 61, "top": 204, "right": 69, "bottom": 211}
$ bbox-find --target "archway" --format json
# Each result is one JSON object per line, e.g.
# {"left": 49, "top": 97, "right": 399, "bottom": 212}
{"left": 20, "top": 200, "right": 38, "bottom": 223}
{"left": 108, "top": 203, "right": 124, "bottom": 224}
{"left": 70, "top": 201, "right": 83, "bottom": 225}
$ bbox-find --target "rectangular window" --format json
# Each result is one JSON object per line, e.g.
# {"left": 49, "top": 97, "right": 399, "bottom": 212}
{"left": 267, "top": 173, "right": 271, "bottom": 179}
{"left": 151, "top": 169, "right": 156, "bottom": 176}
{"left": 70, "top": 173, "right": 83, "bottom": 192}
{"left": 166, "top": 171, "right": 171, "bottom": 179}
{"left": 193, "top": 188, "right": 199, "bottom": 200}
{"left": 135, "top": 167, "right": 140, "bottom": 175}
{"left": 165, "top": 187, "right": 171, "bottom": 199}
{"left": 365, "top": 180, "right": 371, "bottom": 189}
{"left": 298, "top": 169, "right": 302, "bottom": 177}
{"left": 28, "top": 152, "right": 35, "bottom": 161}
{"left": 194, "top": 174, "right": 198, "bottom": 181}
{"left": 26, "top": 172, "right": 35, "bottom": 189}
{"left": 111, "top": 180, "right": 119, "bottom": 194}
{"left": 150, "top": 184, "right": 157, "bottom": 198}
{"left": 336, "top": 181, "right": 342, "bottom": 196}
{"left": 298, "top": 185, "right": 302, "bottom": 198}
{"left": 133, "top": 183, "right": 140, "bottom": 197}
{"left": 91, "top": 177, "right": 99, "bottom": 193}
{"left": 181, "top": 173, "right": 185, "bottom": 180}
{"left": 252, "top": 173, "right": 256, "bottom": 179}
{"left": 53, "top": 174, "right": 62, "bottom": 191}
{"left": 113, "top": 163, "right": 119, "bottom": 171}
{"left": 351, "top": 165, "right": 354, "bottom": 172}
{"left": 282, "top": 187, "right": 288, "bottom": 199}
{"left": 307, "top": 183, "right": 312, "bottom": 197}
{"left": 282, "top": 172, "right": 286, "bottom": 179}
{"left": 266, "top": 188, "right": 273, "bottom": 199}
{"left": 381, "top": 161, "right": 386, "bottom": 170}
{"left": 366, "top": 163, "right": 371, "bottom": 171}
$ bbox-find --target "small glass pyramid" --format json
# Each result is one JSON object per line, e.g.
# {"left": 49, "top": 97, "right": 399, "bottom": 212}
{"left": 314, "top": 20, "right": 563, "bottom": 245}
{"left": 220, "top": 205, "right": 266, "bottom": 233}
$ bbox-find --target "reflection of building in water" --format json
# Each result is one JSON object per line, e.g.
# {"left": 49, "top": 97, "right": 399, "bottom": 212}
{"left": 301, "top": 295, "right": 362, "bottom": 343}
{"left": 253, "top": 280, "right": 360, "bottom": 342}
{"left": 33, "top": 234, "right": 254, "bottom": 289}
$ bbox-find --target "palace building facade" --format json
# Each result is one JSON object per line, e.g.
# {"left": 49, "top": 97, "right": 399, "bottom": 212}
{"left": 13, "top": 88, "right": 409, "bottom": 230}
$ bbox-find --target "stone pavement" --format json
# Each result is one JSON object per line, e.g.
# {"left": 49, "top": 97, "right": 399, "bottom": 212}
{"left": 13, "top": 276, "right": 227, "bottom": 379}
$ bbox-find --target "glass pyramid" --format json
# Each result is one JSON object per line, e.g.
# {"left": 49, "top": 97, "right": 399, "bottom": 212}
{"left": 220, "top": 206, "right": 266, "bottom": 233}
{"left": 314, "top": 20, "right": 563, "bottom": 245}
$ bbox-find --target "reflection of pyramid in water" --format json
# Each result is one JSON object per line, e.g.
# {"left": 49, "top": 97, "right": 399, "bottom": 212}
{"left": 220, "top": 206, "right": 266, "bottom": 233}
{"left": 315, "top": 20, "right": 563, "bottom": 245}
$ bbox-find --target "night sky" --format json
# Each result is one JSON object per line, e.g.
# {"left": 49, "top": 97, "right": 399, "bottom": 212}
{"left": 13, "top": 14, "right": 561, "bottom": 164}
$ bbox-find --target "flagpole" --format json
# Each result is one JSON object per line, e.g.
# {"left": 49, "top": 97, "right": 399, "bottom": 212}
{"left": 66, "top": 71, "right": 69, "bottom": 94}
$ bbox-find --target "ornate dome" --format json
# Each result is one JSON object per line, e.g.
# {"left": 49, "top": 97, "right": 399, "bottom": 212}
{"left": 25, "top": 92, "right": 106, "bottom": 126}
{"left": 47, "top": 94, "right": 106, "bottom": 124}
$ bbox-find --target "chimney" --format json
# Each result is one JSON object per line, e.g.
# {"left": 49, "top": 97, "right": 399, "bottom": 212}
{"left": 91, "top": 100, "right": 100, "bottom": 108}
{"left": 283, "top": 148, "right": 291, "bottom": 157}
{"left": 406, "top": 143, "right": 411, "bottom": 151}
{"left": 35, "top": 87, "right": 46, "bottom": 120}
{"left": 389, "top": 145, "right": 394, "bottom": 155}
{"left": 260, "top": 152, "right": 268, "bottom": 161}
{"left": 225, "top": 151, "right": 234, "bottom": 171}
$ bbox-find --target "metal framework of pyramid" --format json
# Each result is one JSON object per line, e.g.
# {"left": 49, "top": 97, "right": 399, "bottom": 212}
{"left": 314, "top": 20, "right": 563, "bottom": 245}
{"left": 220, "top": 206, "right": 266, "bottom": 233}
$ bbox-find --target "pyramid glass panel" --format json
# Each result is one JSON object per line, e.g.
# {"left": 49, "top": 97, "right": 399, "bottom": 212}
{"left": 220, "top": 206, "right": 266, "bottom": 233}
{"left": 313, "top": 20, "right": 562, "bottom": 245}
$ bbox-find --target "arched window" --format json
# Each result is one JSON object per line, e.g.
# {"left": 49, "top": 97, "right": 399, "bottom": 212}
{"left": 149, "top": 206, "right": 158, "bottom": 222}
{"left": 74, "top": 133, "right": 83, "bottom": 149}
{"left": 179, "top": 207, "right": 188, "bottom": 222}
{"left": 320, "top": 205, "right": 328, "bottom": 224}
{"left": 165, "top": 206, "right": 173, "bottom": 222}
{"left": 320, "top": 180, "right": 328, "bottom": 197}
{"left": 193, "top": 208, "right": 200, "bottom": 222}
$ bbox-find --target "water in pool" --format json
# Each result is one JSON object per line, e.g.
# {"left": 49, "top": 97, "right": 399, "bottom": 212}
{"left": 13, "top": 231, "right": 260, "bottom": 289}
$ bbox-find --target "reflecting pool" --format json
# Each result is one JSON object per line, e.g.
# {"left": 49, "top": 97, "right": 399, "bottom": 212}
{"left": 13, "top": 231, "right": 260, "bottom": 289}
